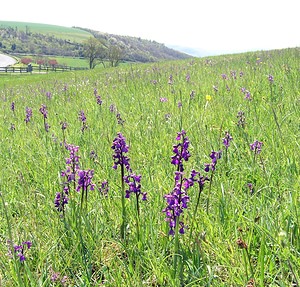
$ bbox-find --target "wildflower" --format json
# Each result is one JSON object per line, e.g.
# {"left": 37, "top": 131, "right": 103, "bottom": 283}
{"left": 24, "top": 107, "right": 32, "bottom": 123}
{"left": 12, "top": 241, "right": 32, "bottom": 262}
{"left": 237, "top": 111, "right": 246, "bottom": 128}
{"left": 51, "top": 272, "right": 60, "bottom": 282}
{"left": 94, "top": 88, "right": 98, "bottom": 96}
{"left": 60, "top": 121, "right": 68, "bottom": 145}
{"left": 96, "top": 95, "right": 102, "bottom": 105}
{"left": 52, "top": 134, "right": 58, "bottom": 143}
{"left": 18, "top": 253, "right": 26, "bottom": 262}
{"left": 247, "top": 183, "right": 254, "bottom": 194}
{"left": 165, "top": 113, "right": 171, "bottom": 121}
{"left": 230, "top": 70, "right": 237, "bottom": 79}
{"left": 76, "top": 169, "right": 95, "bottom": 210}
{"left": 65, "top": 144, "right": 80, "bottom": 170}
{"left": 186, "top": 73, "right": 190, "bottom": 82}
{"left": 189, "top": 169, "right": 209, "bottom": 192}
{"left": 39, "top": 104, "right": 50, "bottom": 132}
{"left": 109, "top": 104, "right": 116, "bottom": 113}
{"left": 61, "top": 144, "right": 80, "bottom": 183}
{"left": 160, "top": 97, "right": 168, "bottom": 102}
{"left": 46, "top": 91, "right": 52, "bottom": 99}
{"left": 222, "top": 131, "right": 233, "bottom": 149}
{"left": 60, "top": 121, "right": 68, "bottom": 131}
{"left": 39, "top": 104, "right": 48, "bottom": 119}
{"left": 162, "top": 173, "right": 191, "bottom": 235}
{"left": 94, "top": 89, "right": 103, "bottom": 105}
{"left": 99, "top": 180, "right": 109, "bottom": 196}
{"left": 54, "top": 189, "right": 69, "bottom": 212}
{"left": 268, "top": 74, "right": 274, "bottom": 83}
{"left": 205, "top": 95, "right": 212, "bottom": 101}
{"left": 177, "top": 101, "right": 182, "bottom": 108}
{"left": 112, "top": 132, "right": 132, "bottom": 239}
{"left": 116, "top": 113, "right": 125, "bottom": 125}
{"left": 78, "top": 110, "right": 88, "bottom": 132}
{"left": 221, "top": 73, "right": 227, "bottom": 80}
{"left": 90, "top": 150, "right": 98, "bottom": 161}
{"left": 124, "top": 173, "right": 147, "bottom": 200}
{"left": 10, "top": 123, "right": 15, "bottom": 131}
{"left": 13, "top": 245, "right": 22, "bottom": 252}
{"left": 78, "top": 110, "right": 86, "bottom": 123}
{"left": 250, "top": 140, "right": 263, "bottom": 154}
{"left": 55, "top": 144, "right": 81, "bottom": 212}
{"left": 76, "top": 169, "right": 95, "bottom": 192}
{"left": 112, "top": 133, "right": 131, "bottom": 171}
{"left": 44, "top": 122, "right": 50, "bottom": 132}
{"left": 61, "top": 276, "right": 68, "bottom": 285}
{"left": 241, "top": 87, "right": 252, "bottom": 100}
{"left": 11, "top": 102, "right": 15, "bottom": 112}
{"left": 171, "top": 130, "right": 190, "bottom": 172}
{"left": 163, "top": 130, "right": 192, "bottom": 235}
{"left": 204, "top": 151, "right": 222, "bottom": 172}
{"left": 50, "top": 270, "right": 68, "bottom": 286}
{"left": 168, "top": 74, "right": 173, "bottom": 85}
{"left": 23, "top": 240, "right": 33, "bottom": 251}
{"left": 190, "top": 90, "right": 195, "bottom": 99}
{"left": 244, "top": 91, "right": 252, "bottom": 100}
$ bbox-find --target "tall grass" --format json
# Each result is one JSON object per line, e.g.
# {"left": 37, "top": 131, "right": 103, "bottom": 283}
{"left": 0, "top": 47, "right": 299, "bottom": 286}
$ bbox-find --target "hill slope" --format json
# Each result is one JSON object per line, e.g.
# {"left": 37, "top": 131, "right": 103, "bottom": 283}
{"left": 81, "top": 28, "right": 191, "bottom": 62}
{"left": 0, "top": 21, "right": 92, "bottom": 42}
{"left": 0, "top": 21, "right": 191, "bottom": 62}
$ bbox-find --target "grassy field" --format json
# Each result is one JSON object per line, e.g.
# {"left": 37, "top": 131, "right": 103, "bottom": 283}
{"left": 0, "top": 47, "right": 299, "bottom": 286}
{"left": 14, "top": 56, "right": 90, "bottom": 68}
{"left": 0, "top": 21, "right": 92, "bottom": 42}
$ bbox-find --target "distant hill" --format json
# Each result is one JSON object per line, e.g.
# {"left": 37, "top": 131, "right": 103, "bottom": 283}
{"left": 0, "top": 21, "right": 92, "bottom": 42}
{"left": 79, "top": 28, "right": 191, "bottom": 62}
{"left": 0, "top": 21, "right": 192, "bottom": 62}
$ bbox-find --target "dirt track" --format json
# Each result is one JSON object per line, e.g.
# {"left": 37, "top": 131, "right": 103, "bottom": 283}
{"left": 0, "top": 54, "right": 17, "bottom": 66}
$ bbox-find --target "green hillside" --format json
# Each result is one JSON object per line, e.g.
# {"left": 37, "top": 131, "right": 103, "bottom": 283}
{"left": 85, "top": 28, "right": 191, "bottom": 62}
{"left": 0, "top": 21, "right": 92, "bottom": 42}
{"left": 0, "top": 21, "right": 191, "bottom": 62}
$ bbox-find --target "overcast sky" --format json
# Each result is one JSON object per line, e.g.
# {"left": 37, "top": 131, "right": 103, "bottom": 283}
{"left": 1, "top": 0, "right": 299, "bottom": 56}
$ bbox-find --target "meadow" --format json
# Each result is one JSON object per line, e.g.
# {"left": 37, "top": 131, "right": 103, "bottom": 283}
{"left": 11, "top": 56, "right": 90, "bottom": 69}
{"left": 0, "top": 48, "right": 299, "bottom": 286}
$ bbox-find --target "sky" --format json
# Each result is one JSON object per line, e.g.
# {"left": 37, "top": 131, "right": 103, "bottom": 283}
{"left": 1, "top": 0, "right": 299, "bottom": 56}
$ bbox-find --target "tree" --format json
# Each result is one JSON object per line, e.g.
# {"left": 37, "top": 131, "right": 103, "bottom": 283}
{"left": 48, "top": 59, "right": 58, "bottom": 67}
{"left": 83, "top": 37, "right": 106, "bottom": 69}
{"left": 21, "top": 58, "right": 32, "bottom": 65}
{"left": 108, "top": 45, "right": 123, "bottom": 67}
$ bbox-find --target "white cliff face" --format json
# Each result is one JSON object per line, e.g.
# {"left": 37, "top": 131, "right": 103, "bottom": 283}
{"left": 0, "top": 54, "right": 17, "bottom": 67}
